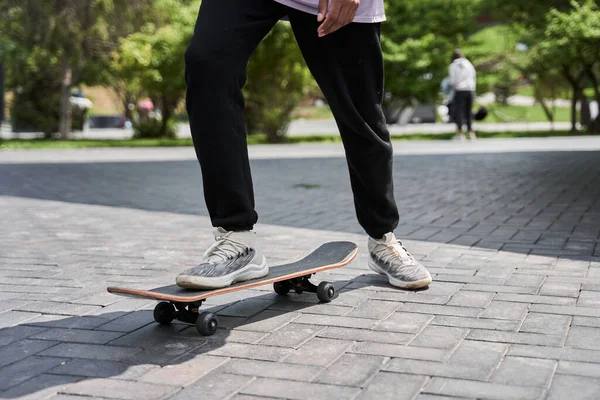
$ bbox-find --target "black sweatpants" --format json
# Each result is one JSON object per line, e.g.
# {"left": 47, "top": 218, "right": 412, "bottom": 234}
{"left": 454, "top": 90, "right": 474, "bottom": 132}
{"left": 185, "top": 0, "right": 399, "bottom": 239}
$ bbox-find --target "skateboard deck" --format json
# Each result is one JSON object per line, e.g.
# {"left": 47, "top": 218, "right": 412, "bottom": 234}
{"left": 107, "top": 241, "right": 358, "bottom": 336}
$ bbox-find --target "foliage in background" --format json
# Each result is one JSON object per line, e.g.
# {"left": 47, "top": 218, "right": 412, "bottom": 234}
{"left": 112, "top": 0, "right": 199, "bottom": 138}
{"left": 244, "top": 22, "right": 315, "bottom": 143}
{"left": 489, "top": 0, "right": 600, "bottom": 132}
{"left": 0, "top": 0, "right": 155, "bottom": 137}
{"left": 381, "top": 0, "right": 482, "bottom": 118}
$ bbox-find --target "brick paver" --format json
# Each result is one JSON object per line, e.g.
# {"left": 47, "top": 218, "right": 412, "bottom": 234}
{"left": 1, "top": 140, "right": 600, "bottom": 399}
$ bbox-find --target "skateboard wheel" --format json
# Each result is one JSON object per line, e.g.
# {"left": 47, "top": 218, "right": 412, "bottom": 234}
{"left": 317, "top": 282, "right": 335, "bottom": 303}
{"left": 154, "top": 302, "right": 175, "bottom": 325}
{"left": 196, "top": 312, "right": 218, "bottom": 336}
{"left": 273, "top": 281, "right": 290, "bottom": 296}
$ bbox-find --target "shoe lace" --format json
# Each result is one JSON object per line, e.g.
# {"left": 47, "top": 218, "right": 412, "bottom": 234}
{"left": 373, "top": 238, "right": 416, "bottom": 267}
{"left": 203, "top": 231, "right": 249, "bottom": 263}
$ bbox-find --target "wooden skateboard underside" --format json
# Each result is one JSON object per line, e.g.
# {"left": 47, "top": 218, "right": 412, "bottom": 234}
{"left": 107, "top": 241, "right": 358, "bottom": 303}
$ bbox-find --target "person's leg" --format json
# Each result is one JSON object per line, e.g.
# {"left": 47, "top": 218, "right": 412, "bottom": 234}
{"left": 453, "top": 91, "right": 465, "bottom": 133}
{"left": 178, "top": 0, "right": 286, "bottom": 289}
{"left": 185, "top": 0, "right": 286, "bottom": 232}
{"left": 465, "top": 91, "right": 476, "bottom": 139}
{"left": 288, "top": 13, "right": 397, "bottom": 239}
{"left": 288, "top": 12, "right": 431, "bottom": 289}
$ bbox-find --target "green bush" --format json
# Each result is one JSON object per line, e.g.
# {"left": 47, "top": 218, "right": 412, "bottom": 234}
{"left": 244, "top": 22, "right": 314, "bottom": 143}
{"left": 133, "top": 118, "right": 177, "bottom": 139}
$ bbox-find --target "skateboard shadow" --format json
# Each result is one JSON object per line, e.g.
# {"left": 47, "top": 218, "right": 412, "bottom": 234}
{"left": 1, "top": 280, "right": 390, "bottom": 398}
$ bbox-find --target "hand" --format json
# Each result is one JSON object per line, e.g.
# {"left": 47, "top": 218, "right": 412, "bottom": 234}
{"left": 317, "top": 0, "right": 360, "bottom": 37}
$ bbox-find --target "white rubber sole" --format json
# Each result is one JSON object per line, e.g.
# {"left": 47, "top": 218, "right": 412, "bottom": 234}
{"left": 368, "top": 258, "right": 432, "bottom": 290}
{"left": 176, "top": 258, "right": 269, "bottom": 290}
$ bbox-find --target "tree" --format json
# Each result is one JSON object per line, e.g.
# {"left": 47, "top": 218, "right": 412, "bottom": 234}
{"left": 0, "top": 0, "right": 153, "bottom": 137}
{"left": 112, "top": 0, "right": 199, "bottom": 138}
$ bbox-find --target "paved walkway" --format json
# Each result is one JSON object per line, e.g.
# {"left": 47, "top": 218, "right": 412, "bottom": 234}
{"left": 1, "top": 138, "right": 600, "bottom": 399}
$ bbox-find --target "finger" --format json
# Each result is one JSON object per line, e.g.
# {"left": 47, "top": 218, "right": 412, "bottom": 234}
{"left": 318, "top": 6, "right": 340, "bottom": 36}
{"left": 317, "top": 0, "right": 328, "bottom": 22}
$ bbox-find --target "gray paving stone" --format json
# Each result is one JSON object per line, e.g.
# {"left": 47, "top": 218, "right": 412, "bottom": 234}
{"left": 0, "top": 311, "right": 41, "bottom": 328}
{"left": 447, "top": 291, "right": 494, "bottom": 308}
{"left": 566, "top": 326, "right": 600, "bottom": 350}
{"left": 530, "top": 304, "right": 600, "bottom": 317}
{"left": 220, "top": 359, "right": 321, "bottom": 381}
{"left": 50, "top": 358, "right": 157, "bottom": 379}
{"left": 395, "top": 303, "right": 482, "bottom": 317}
{"left": 508, "top": 345, "right": 600, "bottom": 363}
{"left": 0, "top": 338, "right": 59, "bottom": 369}
{"left": 0, "top": 355, "right": 67, "bottom": 391}
{"left": 95, "top": 310, "right": 154, "bottom": 332}
{"left": 448, "top": 340, "right": 508, "bottom": 369}
{"left": 463, "top": 283, "right": 539, "bottom": 294}
{"left": 138, "top": 354, "right": 228, "bottom": 386}
{"left": 480, "top": 301, "right": 528, "bottom": 320}
{"left": 0, "top": 325, "right": 46, "bottom": 346}
{"left": 548, "top": 374, "right": 600, "bottom": 400}
{"left": 294, "top": 313, "right": 375, "bottom": 329}
{"left": 206, "top": 342, "right": 291, "bottom": 362}
{"left": 169, "top": 372, "right": 254, "bottom": 400}
{"left": 346, "top": 299, "right": 400, "bottom": 319}
{"left": 283, "top": 337, "right": 353, "bottom": 366}
{"left": 468, "top": 329, "right": 563, "bottom": 347}
{"left": 355, "top": 372, "right": 427, "bottom": 400}
{"left": 258, "top": 323, "right": 321, "bottom": 348}
{"left": 241, "top": 377, "right": 361, "bottom": 399}
{"left": 30, "top": 328, "right": 124, "bottom": 344}
{"left": 410, "top": 325, "right": 468, "bottom": 349}
{"left": 577, "top": 290, "right": 600, "bottom": 307}
{"left": 431, "top": 315, "right": 520, "bottom": 331}
{"left": 504, "top": 273, "right": 546, "bottom": 288}
{"left": 494, "top": 293, "right": 576, "bottom": 306}
{"left": 572, "top": 316, "right": 600, "bottom": 328}
{"left": 557, "top": 361, "right": 600, "bottom": 378}
{"left": 62, "top": 377, "right": 179, "bottom": 400}
{"left": 314, "top": 354, "right": 387, "bottom": 387}
{"left": 384, "top": 358, "right": 490, "bottom": 380}
{"left": 540, "top": 281, "right": 581, "bottom": 298}
{"left": 24, "top": 314, "right": 111, "bottom": 330}
{"left": 0, "top": 373, "right": 82, "bottom": 400}
{"left": 520, "top": 312, "right": 571, "bottom": 336}
{"left": 317, "top": 326, "right": 413, "bottom": 344}
{"left": 491, "top": 356, "right": 556, "bottom": 388}
{"left": 16, "top": 301, "right": 100, "bottom": 316}
{"left": 351, "top": 342, "right": 449, "bottom": 361}
{"left": 374, "top": 312, "right": 433, "bottom": 333}
{"left": 425, "top": 377, "right": 543, "bottom": 400}
{"left": 40, "top": 342, "right": 141, "bottom": 361}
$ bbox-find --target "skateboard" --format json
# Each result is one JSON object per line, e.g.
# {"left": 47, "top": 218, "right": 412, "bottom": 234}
{"left": 107, "top": 241, "right": 358, "bottom": 336}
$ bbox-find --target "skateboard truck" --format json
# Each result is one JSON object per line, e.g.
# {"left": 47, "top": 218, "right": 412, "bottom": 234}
{"left": 153, "top": 300, "right": 219, "bottom": 336}
{"left": 273, "top": 274, "right": 336, "bottom": 303}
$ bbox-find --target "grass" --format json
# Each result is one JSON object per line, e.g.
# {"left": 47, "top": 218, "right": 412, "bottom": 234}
{"left": 482, "top": 104, "right": 571, "bottom": 123}
{"left": 1, "top": 130, "right": 589, "bottom": 150}
{"left": 291, "top": 106, "right": 333, "bottom": 120}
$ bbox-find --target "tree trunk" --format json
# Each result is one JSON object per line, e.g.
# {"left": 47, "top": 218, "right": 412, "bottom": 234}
{"left": 570, "top": 88, "right": 578, "bottom": 133}
{"left": 534, "top": 85, "right": 554, "bottom": 125}
{"left": 58, "top": 64, "right": 72, "bottom": 139}
{"left": 160, "top": 94, "right": 171, "bottom": 138}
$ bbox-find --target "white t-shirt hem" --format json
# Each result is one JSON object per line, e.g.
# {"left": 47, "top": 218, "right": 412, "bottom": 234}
{"left": 275, "top": 1, "right": 386, "bottom": 23}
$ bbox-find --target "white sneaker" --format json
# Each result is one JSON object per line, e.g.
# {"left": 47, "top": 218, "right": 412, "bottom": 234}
{"left": 176, "top": 228, "right": 268, "bottom": 289}
{"left": 368, "top": 233, "right": 432, "bottom": 289}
